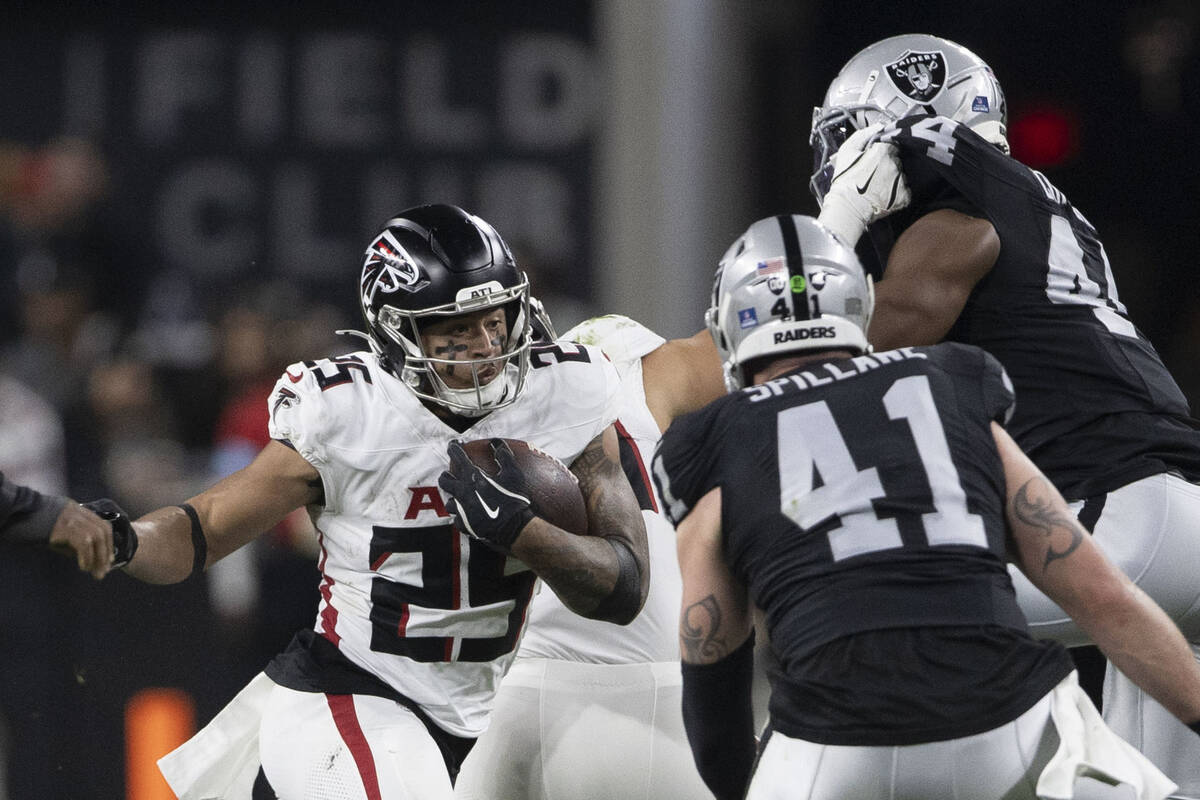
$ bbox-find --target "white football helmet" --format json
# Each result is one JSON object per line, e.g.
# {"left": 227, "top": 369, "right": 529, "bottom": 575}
{"left": 707, "top": 215, "right": 874, "bottom": 392}
{"left": 810, "top": 34, "right": 1008, "bottom": 201}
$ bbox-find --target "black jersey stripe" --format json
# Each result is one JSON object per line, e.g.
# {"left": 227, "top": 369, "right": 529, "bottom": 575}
{"left": 776, "top": 214, "right": 809, "bottom": 320}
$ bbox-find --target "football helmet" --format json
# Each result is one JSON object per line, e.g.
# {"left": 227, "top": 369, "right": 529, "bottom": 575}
{"left": 358, "top": 204, "right": 532, "bottom": 416}
{"left": 810, "top": 34, "right": 1008, "bottom": 201}
{"left": 707, "top": 215, "right": 873, "bottom": 392}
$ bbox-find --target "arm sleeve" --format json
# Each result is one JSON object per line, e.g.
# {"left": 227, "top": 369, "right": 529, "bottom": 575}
{"left": 0, "top": 472, "right": 68, "bottom": 545}
{"left": 681, "top": 631, "right": 758, "bottom": 800}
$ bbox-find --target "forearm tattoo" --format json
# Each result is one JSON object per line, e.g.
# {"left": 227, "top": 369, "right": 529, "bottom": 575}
{"left": 680, "top": 594, "right": 729, "bottom": 663}
{"left": 573, "top": 439, "right": 626, "bottom": 533}
{"left": 1013, "top": 477, "right": 1084, "bottom": 570}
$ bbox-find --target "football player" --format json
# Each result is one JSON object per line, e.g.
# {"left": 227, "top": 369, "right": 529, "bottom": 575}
{"left": 93, "top": 204, "right": 649, "bottom": 799}
{"left": 655, "top": 214, "right": 1200, "bottom": 800}
{"left": 455, "top": 313, "right": 726, "bottom": 800}
{"left": 811, "top": 34, "right": 1200, "bottom": 796}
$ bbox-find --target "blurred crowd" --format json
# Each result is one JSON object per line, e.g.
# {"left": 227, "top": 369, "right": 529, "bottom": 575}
{"left": 0, "top": 136, "right": 353, "bottom": 797}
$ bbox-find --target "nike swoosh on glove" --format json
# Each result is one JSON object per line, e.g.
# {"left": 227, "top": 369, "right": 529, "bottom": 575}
{"left": 817, "top": 122, "right": 911, "bottom": 246}
{"left": 438, "top": 439, "right": 536, "bottom": 553}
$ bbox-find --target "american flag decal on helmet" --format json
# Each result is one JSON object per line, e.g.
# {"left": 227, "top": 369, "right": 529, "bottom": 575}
{"left": 360, "top": 230, "right": 429, "bottom": 308}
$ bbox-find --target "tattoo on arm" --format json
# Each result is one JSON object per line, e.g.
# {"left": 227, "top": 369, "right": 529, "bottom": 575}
{"left": 571, "top": 438, "right": 610, "bottom": 487}
{"left": 1013, "top": 477, "right": 1084, "bottom": 571}
{"left": 680, "top": 595, "right": 728, "bottom": 663}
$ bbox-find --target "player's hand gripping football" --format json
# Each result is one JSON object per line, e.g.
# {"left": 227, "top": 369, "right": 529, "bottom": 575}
{"left": 439, "top": 439, "right": 536, "bottom": 552}
{"left": 817, "top": 122, "right": 911, "bottom": 245}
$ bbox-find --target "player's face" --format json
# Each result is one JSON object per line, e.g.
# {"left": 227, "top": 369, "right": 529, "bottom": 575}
{"left": 419, "top": 307, "right": 509, "bottom": 389}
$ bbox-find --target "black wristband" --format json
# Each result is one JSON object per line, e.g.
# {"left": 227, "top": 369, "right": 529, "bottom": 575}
{"left": 589, "top": 537, "right": 643, "bottom": 624}
{"left": 1189, "top": 720, "right": 1200, "bottom": 739}
{"left": 177, "top": 503, "right": 207, "bottom": 577}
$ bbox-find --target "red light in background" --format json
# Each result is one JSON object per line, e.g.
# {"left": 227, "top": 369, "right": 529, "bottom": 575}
{"left": 1008, "top": 106, "right": 1080, "bottom": 168}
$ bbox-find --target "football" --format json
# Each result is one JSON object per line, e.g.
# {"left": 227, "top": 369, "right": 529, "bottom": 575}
{"left": 459, "top": 438, "right": 588, "bottom": 535}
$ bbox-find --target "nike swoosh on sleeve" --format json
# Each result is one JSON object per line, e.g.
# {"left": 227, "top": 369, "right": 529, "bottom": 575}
{"left": 286, "top": 370, "right": 304, "bottom": 383}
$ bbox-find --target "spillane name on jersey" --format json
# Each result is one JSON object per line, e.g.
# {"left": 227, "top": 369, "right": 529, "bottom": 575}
{"left": 266, "top": 342, "right": 620, "bottom": 737}
{"left": 870, "top": 113, "right": 1200, "bottom": 500}
{"left": 519, "top": 315, "right": 682, "bottom": 663}
{"left": 653, "top": 343, "right": 1028, "bottom": 663}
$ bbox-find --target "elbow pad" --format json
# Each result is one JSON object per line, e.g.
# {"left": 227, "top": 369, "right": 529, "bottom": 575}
{"left": 589, "top": 537, "right": 643, "bottom": 624}
{"left": 681, "top": 631, "right": 757, "bottom": 800}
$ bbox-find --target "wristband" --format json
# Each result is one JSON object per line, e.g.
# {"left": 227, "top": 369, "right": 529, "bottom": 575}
{"left": 1189, "top": 720, "right": 1200, "bottom": 739}
{"left": 177, "top": 503, "right": 207, "bottom": 577}
{"left": 589, "top": 537, "right": 643, "bottom": 624}
{"left": 817, "top": 192, "right": 871, "bottom": 246}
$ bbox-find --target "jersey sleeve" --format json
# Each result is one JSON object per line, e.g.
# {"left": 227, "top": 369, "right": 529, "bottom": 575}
{"left": 562, "top": 315, "right": 667, "bottom": 379}
{"left": 926, "top": 342, "right": 1016, "bottom": 426}
{"left": 651, "top": 402, "right": 724, "bottom": 527}
{"left": 266, "top": 361, "right": 332, "bottom": 469}
{"left": 883, "top": 112, "right": 1010, "bottom": 223}
{"left": 977, "top": 349, "right": 1016, "bottom": 425}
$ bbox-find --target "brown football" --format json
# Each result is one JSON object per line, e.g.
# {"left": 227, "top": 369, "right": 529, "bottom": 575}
{"left": 459, "top": 438, "right": 588, "bottom": 535}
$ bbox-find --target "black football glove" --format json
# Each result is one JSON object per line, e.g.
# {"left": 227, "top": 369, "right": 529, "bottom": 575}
{"left": 438, "top": 439, "right": 535, "bottom": 553}
{"left": 82, "top": 498, "right": 139, "bottom": 568}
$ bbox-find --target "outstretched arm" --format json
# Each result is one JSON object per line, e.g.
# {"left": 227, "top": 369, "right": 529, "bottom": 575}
{"left": 641, "top": 329, "right": 727, "bottom": 433}
{"left": 994, "top": 422, "right": 1200, "bottom": 728}
{"left": 123, "top": 440, "right": 323, "bottom": 584}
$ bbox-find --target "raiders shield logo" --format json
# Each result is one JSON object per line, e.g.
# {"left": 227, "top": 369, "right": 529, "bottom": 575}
{"left": 885, "top": 50, "right": 947, "bottom": 102}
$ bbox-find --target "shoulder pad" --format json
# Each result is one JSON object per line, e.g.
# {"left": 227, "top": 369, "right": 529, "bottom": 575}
{"left": 562, "top": 315, "right": 666, "bottom": 369}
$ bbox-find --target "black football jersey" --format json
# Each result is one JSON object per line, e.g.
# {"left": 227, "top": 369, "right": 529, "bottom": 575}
{"left": 867, "top": 114, "right": 1200, "bottom": 501}
{"left": 653, "top": 343, "right": 1072, "bottom": 744}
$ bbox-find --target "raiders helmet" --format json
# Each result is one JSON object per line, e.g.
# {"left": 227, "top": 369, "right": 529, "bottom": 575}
{"left": 358, "top": 204, "right": 532, "bottom": 416}
{"left": 810, "top": 34, "right": 1008, "bottom": 201}
{"left": 707, "top": 215, "right": 873, "bottom": 392}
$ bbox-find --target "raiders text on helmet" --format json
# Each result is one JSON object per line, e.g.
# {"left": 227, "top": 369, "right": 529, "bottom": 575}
{"left": 810, "top": 34, "right": 1008, "bottom": 201}
{"left": 707, "top": 215, "right": 874, "bottom": 392}
{"left": 358, "top": 204, "right": 532, "bottom": 416}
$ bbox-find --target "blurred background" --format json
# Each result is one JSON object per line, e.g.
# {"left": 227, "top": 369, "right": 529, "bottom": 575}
{"left": 0, "top": 0, "right": 1196, "bottom": 796}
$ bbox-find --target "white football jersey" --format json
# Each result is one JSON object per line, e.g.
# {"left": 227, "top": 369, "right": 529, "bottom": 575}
{"left": 517, "top": 315, "right": 684, "bottom": 663}
{"left": 266, "top": 343, "right": 620, "bottom": 737}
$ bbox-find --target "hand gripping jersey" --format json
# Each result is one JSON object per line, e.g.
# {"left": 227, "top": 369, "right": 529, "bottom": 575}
{"left": 518, "top": 314, "right": 681, "bottom": 663}
{"left": 265, "top": 343, "right": 621, "bottom": 738}
{"left": 871, "top": 113, "right": 1200, "bottom": 501}
{"left": 653, "top": 343, "right": 1073, "bottom": 744}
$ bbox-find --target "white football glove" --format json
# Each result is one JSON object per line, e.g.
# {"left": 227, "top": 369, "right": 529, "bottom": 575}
{"left": 817, "top": 123, "right": 911, "bottom": 246}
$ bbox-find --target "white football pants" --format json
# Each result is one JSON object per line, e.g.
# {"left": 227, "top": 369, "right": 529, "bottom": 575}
{"left": 1009, "top": 472, "right": 1200, "bottom": 798}
{"left": 259, "top": 683, "right": 455, "bottom": 800}
{"left": 454, "top": 658, "right": 715, "bottom": 800}
{"left": 745, "top": 672, "right": 1175, "bottom": 800}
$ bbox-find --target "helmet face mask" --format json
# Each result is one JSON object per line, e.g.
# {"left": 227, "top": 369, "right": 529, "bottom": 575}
{"left": 810, "top": 34, "right": 1008, "bottom": 203}
{"left": 708, "top": 215, "right": 874, "bottom": 392}
{"left": 359, "top": 204, "right": 533, "bottom": 416}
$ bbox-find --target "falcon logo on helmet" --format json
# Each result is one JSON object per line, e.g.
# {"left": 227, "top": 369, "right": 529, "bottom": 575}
{"left": 884, "top": 50, "right": 946, "bottom": 102}
{"left": 360, "top": 230, "right": 429, "bottom": 310}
